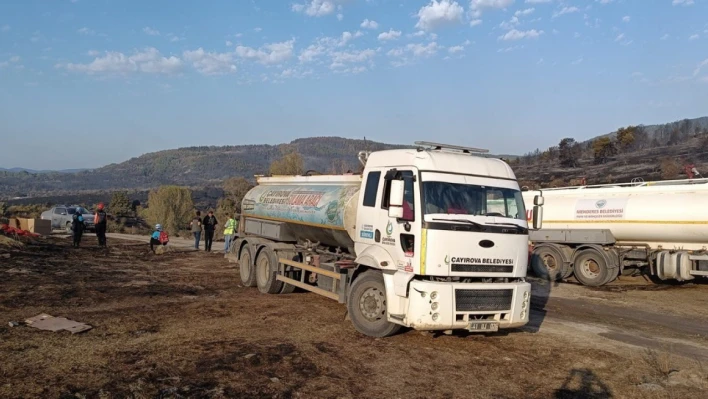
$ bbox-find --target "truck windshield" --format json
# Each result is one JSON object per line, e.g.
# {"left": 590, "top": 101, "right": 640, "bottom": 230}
{"left": 422, "top": 181, "right": 526, "bottom": 220}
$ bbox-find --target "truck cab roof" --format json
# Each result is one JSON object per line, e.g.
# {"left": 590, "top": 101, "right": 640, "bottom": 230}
{"left": 365, "top": 148, "right": 518, "bottom": 181}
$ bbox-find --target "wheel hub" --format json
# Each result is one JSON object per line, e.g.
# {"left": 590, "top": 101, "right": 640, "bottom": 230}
{"left": 359, "top": 287, "right": 385, "bottom": 321}
{"left": 581, "top": 259, "right": 600, "bottom": 277}
{"left": 542, "top": 254, "right": 558, "bottom": 271}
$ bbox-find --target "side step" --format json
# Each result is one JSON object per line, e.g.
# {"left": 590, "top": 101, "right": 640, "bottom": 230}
{"left": 689, "top": 271, "right": 708, "bottom": 276}
{"left": 277, "top": 258, "right": 348, "bottom": 303}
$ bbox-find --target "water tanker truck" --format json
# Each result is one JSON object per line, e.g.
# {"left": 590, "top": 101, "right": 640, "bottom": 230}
{"left": 521, "top": 178, "right": 708, "bottom": 287}
{"left": 227, "top": 142, "right": 544, "bottom": 337}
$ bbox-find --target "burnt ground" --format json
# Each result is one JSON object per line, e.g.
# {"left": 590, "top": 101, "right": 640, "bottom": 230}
{"left": 1, "top": 236, "right": 707, "bottom": 399}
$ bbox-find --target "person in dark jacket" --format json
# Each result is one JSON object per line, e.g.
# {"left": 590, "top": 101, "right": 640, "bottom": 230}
{"left": 94, "top": 202, "right": 108, "bottom": 247}
{"left": 202, "top": 210, "right": 218, "bottom": 252}
{"left": 71, "top": 213, "right": 86, "bottom": 248}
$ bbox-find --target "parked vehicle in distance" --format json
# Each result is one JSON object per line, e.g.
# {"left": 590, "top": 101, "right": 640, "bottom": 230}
{"left": 41, "top": 205, "right": 96, "bottom": 233}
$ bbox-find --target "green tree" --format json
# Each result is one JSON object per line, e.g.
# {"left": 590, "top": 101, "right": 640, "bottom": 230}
{"left": 558, "top": 138, "right": 581, "bottom": 168}
{"left": 109, "top": 191, "right": 132, "bottom": 216}
{"left": 146, "top": 186, "right": 194, "bottom": 236}
{"left": 616, "top": 126, "right": 636, "bottom": 152}
{"left": 592, "top": 137, "right": 616, "bottom": 164}
{"left": 223, "top": 177, "right": 253, "bottom": 214}
{"left": 269, "top": 152, "right": 304, "bottom": 176}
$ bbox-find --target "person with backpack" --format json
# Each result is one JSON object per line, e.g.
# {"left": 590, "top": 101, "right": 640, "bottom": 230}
{"left": 223, "top": 213, "right": 238, "bottom": 254}
{"left": 150, "top": 224, "right": 169, "bottom": 253}
{"left": 94, "top": 203, "right": 108, "bottom": 247}
{"left": 190, "top": 210, "right": 203, "bottom": 250}
{"left": 202, "top": 210, "right": 218, "bottom": 252}
{"left": 71, "top": 212, "right": 86, "bottom": 248}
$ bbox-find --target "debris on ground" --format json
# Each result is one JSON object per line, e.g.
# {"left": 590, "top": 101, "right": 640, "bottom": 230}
{"left": 24, "top": 313, "right": 93, "bottom": 334}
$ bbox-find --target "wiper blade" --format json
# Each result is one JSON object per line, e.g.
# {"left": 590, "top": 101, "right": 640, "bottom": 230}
{"left": 432, "top": 218, "right": 486, "bottom": 231}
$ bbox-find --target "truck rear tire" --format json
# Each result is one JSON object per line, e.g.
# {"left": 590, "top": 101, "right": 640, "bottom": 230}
{"left": 346, "top": 271, "right": 402, "bottom": 338}
{"left": 573, "top": 249, "right": 611, "bottom": 287}
{"left": 256, "top": 246, "right": 284, "bottom": 294}
{"left": 531, "top": 245, "right": 568, "bottom": 281}
{"left": 239, "top": 245, "right": 257, "bottom": 287}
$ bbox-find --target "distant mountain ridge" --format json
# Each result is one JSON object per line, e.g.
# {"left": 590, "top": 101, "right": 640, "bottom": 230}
{"left": 0, "top": 167, "right": 90, "bottom": 174}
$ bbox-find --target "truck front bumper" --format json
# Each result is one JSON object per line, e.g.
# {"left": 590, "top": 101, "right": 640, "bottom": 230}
{"left": 401, "top": 280, "right": 531, "bottom": 331}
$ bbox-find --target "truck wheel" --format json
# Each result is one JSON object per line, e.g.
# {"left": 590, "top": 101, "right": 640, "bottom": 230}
{"left": 239, "top": 245, "right": 257, "bottom": 287}
{"left": 65, "top": 222, "right": 72, "bottom": 234}
{"left": 346, "top": 271, "right": 402, "bottom": 338}
{"left": 573, "top": 249, "right": 610, "bottom": 287}
{"left": 256, "top": 246, "right": 284, "bottom": 294}
{"left": 531, "top": 246, "right": 568, "bottom": 281}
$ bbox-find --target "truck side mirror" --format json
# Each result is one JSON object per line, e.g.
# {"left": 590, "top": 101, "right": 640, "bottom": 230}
{"left": 534, "top": 195, "right": 544, "bottom": 206}
{"left": 388, "top": 180, "right": 405, "bottom": 219}
{"left": 532, "top": 206, "right": 543, "bottom": 230}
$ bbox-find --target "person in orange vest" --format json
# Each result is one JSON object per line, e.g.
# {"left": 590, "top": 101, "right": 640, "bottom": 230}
{"left": 94, "top": 202, "right": 108, "bottom": 247}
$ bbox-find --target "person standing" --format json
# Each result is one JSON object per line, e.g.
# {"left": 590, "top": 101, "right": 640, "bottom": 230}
{"left": 223, "top": 213, "right": 237, "bottom": 254}
{"left": 71, "top": 212, "right": 86, "bottom": 248}
{"left": 190, "top": 211, "right": 203, "bottom": 250}
{"left": 202, "top": 210, "right": 218, "bottom": 252}
{"left": 94, "top": 202, "right": 108, "bottom": 247}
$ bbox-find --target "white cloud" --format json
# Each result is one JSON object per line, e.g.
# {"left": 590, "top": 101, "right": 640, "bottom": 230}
{"left": 470, "top": 0, "right": 514, "bottom": 19}
{"left": 525, "top": 0, "right": 551, "bottom": 3}
{"left": 1, "top": 25, "right": 9, "bottom": 32}
{"left": 330, "top": 48, "right": 377, "bottom": 69}
{"left": 254, "top": 27, "right": 262, "bottom": 32}
{"left": 378, "top": 29, "right": 402, "bottom": 41}
{"left": 498, "top": 29, "right": 543, "bottom": 41}
{"left": 615, "top": 33, "right": 625, "bottom": 42}
{"left": 183, "top": 48, "right": 237, "bottom": 75}
{"left": 470, "top": 19, "right": 483, "bottom": 27}
{"left": 622, "top": 16, "right": 630, "bottom": 22}
{"left": 292, "top": 0, "right": 345, "bottom": 17}
{"left": 596, "top": 0, "right": 615, "bottom": 4}
{"left": 225, "top": 40, "right": 233, "bottom": 46}
{"left": 77, "top": 27, "right": 94, "bottom": 35}
{"left": 693, "top": 59, "right": 708, "bottom": 76}
{"left": 360, "top": 19, "right": 379, "bottom": 29}
{"left": 388, "top": 42, "right": 440, "bottom": 66}
{"left": 235, "top": 39, "right": 296, "bottom": 65}
{"left": 61, "top": 48, "right": 182, "bottom": 75}
{"left": 497, "top": 45, "right": 523, "bottom": 53}
{"left": 87, "top": 50, "right": 100, "bottom": 56}
{"left": 552, "top": 7, "right": 579, "bottom": 18}
{"left": 515, "top": 8, "right": 535, "bottom": 16}
{"left": 499, "top": 16, "right": 519, "bottom": 30}
{"left": 415, "top": 0, "right": 464, "bottom": 31}
{"left": 661, "top": 34, "right": 670, "bottom": 40}
{"left": 143, "top": 27, "right": 160, "bottom": 36}
{"left": 407, "top": 42, "right": 440, "bottom": 57}
{"left": 448, "top": 45, "right": 464, "bottom": 53}
{"left": 689, "top": 34, "right": 699, "bottom": 40}
{"left": 337, "top": 13, "right": 343, "bottom": 21}
{"left": 9, "top": 56, "right": 20, "bottom": 63}
{"left": 571, "top": 57, "right": 583, "bottom": 65}
{"left": 299, "top": 44, "right": 326, "bottom": 63}
{"left": 672, "top": 0, "right": 694, "bottom": 6}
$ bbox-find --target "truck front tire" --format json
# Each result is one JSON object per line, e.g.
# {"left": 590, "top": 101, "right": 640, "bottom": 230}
{"left": 239, "top": 244, "right": 257, "bottom": 287}
{"left": 256, "top": 246, "right": 284, "bottom": 294}
{"left": 347, "top": 271, "right": 402, "bottom": 338}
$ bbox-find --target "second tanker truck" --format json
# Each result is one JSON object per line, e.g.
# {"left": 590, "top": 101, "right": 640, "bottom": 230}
{"left": 227, "top": 141, "right": 544, "bottom": 337}
{"left": 521, "top": 178, "right": 708, "bottom": 287}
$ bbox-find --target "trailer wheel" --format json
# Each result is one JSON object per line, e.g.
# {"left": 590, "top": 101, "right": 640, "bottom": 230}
{"left": 531, "top": 246, "right": 568, "bottom": 281}
{"left": 346, "top": 271, "right": 401, "bottom": 338}
{"left": 256, "top": 246, "right": 284, "bottom": 294}
{"left": 239, "top": 244, "right": 257, "bottom": 287}
{"left": 573, "top": 249, "right": 611, "bottom": 287}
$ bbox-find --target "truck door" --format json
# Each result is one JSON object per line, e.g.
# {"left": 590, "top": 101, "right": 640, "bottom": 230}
{"left": 380, "top": 169, "right": 420, "bottom": 274}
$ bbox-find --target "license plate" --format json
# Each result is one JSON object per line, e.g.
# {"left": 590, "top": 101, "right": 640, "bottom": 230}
{"left": 468, "top": 321, "right": 499, "bottom": 332}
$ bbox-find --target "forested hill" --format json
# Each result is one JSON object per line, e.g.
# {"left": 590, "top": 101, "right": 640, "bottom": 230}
{"left": 0, "top": 137, "right": 408, "bottom": 197}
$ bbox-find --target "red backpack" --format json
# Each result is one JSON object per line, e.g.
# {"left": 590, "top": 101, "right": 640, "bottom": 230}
{"left": 158, "top": 231, "right": 169, "bottom": 244}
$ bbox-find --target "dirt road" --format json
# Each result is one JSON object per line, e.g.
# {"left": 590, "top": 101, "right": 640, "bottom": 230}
{"left": 1, "top": 236, "right": 706, "bottom": 398}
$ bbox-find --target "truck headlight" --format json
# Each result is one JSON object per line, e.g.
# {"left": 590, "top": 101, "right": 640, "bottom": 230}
{"left": 430, "top": 291, "right": 438, "bottom": 300}
{"left": 520, "top": 311, "right": 526, "bottom": 319}
{"left": 432, "top": 313, "right": 439, "bottom": 321}
{"left": 524, "top": 291, "right": 529, "bottom": 300}
{"left": 431, "top": 302, "right": 439, "bottom": 311}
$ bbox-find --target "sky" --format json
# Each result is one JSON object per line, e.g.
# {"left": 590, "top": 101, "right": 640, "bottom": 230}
{"left": 1, "top": 0, "right": 707, "bottom": 170}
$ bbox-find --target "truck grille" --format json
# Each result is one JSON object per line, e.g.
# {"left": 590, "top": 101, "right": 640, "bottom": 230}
{"left": 455, "top": 289, "right": 513, "bottom": 312}
{"left": 451, "top": 264, "right": 514, "bottom": 273}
